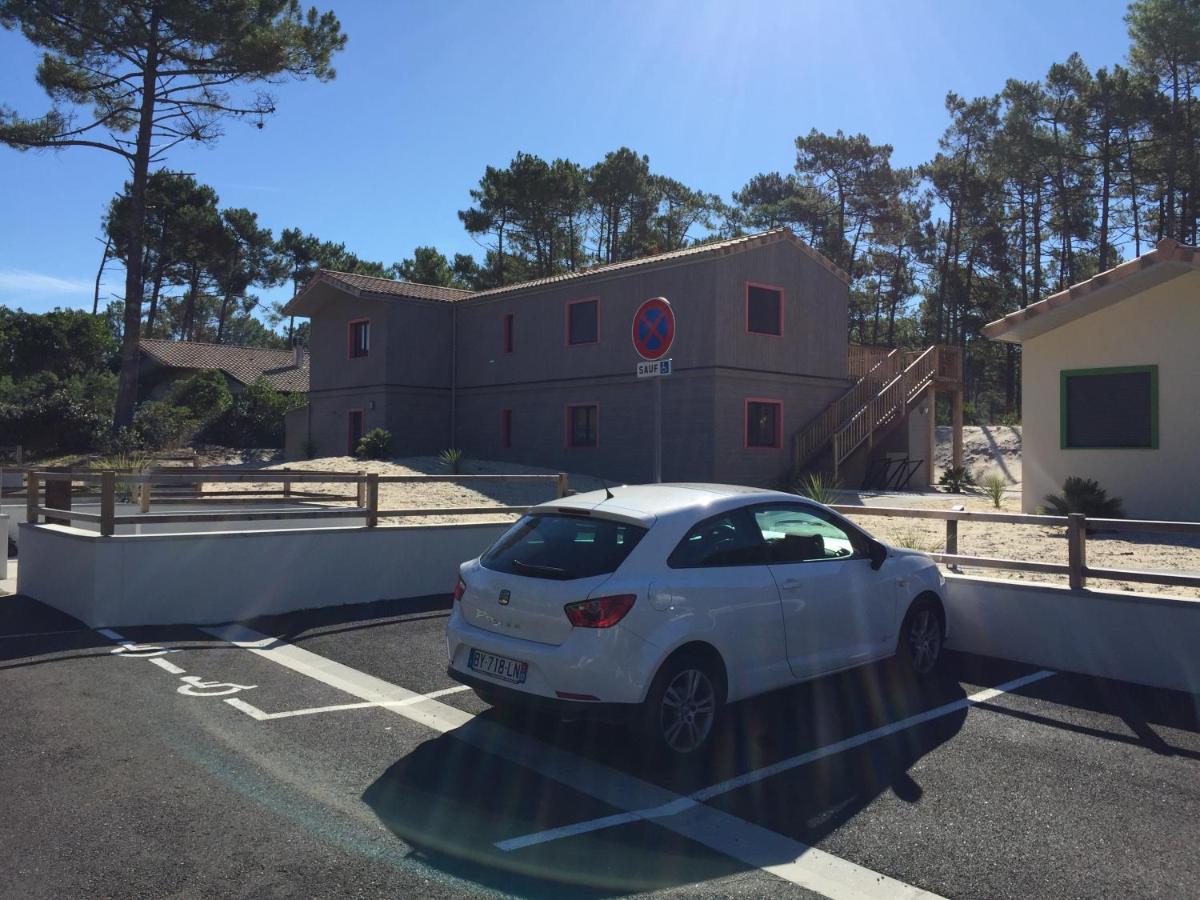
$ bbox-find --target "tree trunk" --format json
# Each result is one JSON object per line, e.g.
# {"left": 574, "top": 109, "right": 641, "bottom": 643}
{"left": 146, "top": 266, "right": 164, "bottom": 334}
{"left": 216, "top": 292, "right": 234, "bottom": 343}
{"left": 92, "top": 235, "right": 112, "bottom": 315}
{"left": 113, "top": 8, "right": 160, "bottom": 429}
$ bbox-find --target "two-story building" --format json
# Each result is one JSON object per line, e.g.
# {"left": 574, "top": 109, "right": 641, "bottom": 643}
{"left": 283, "top": 228, "right": 956, "bottom": 487}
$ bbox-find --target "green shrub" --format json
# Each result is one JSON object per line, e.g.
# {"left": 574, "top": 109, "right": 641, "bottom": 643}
{"left": 170, "top": 370, "right": 232, "bottom": 424}
{"left": 356, "top": 428, "right": 393, "bottom": 460}
{"left": 0, "top": 371, "right": 115, "bottom": 455}
{"left": 938, "top": 465, "right": 976, "bottom": 493}
{"left": 133, "top": 400, "right": 198, "bottom": 449}
{"left": 439, "top": 447, "right": 465, "bottom": 474}
{"left": 90, "top": 450, "right": 155, "bottom": 502}
{"left": 981, "top": 471, "right": 1007, "bottom": 508}
{"left": 1043, "top": 476, "right": 1125, "bottom": 519}
{"left": 204, "top": 378, "right": 304, "bottom": 448}
{"left": 793, "top": 471, "right": 840, "bottom": 505}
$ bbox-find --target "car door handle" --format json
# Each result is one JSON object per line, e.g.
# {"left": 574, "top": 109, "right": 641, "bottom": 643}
{"left": 780, "top": 578, "right": 804, "bottom": 589}
{"left": 897, "top": 578, "right": 908, "bottom": 588}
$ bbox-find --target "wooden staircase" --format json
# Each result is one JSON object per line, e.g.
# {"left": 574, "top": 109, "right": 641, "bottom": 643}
{"left": 793, "top": 344, "right": 963, "bottom": 480}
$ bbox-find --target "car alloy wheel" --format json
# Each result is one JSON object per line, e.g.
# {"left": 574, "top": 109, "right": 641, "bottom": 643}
{"left": 906, "top": 607, "right": 943, "bottom": 675}
{"left": 659, "top": 667, "right": 716, "bottom": 753}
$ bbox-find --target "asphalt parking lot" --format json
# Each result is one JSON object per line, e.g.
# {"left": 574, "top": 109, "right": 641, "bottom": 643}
{"left": 2, "top": 592, "right": 1198, "bottom": 899}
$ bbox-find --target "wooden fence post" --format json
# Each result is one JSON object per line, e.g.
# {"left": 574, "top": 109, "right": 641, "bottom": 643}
{"left": 139, "top": 480, "right": 151, "bottom": 514}
{"left": 556, "top": 472, "right": 568, "bottom": 498}
{"left": 1067, "top": 513, "right": 1087, "bottom": 590}
{"left": 26, "top": 471, "right": 39, "bottom": 525}
{"left": 100, "top": 471, "right": 116, "bottom": 537}
{"left": 356, "top": 473, "right": 366, "bottom": 507}
{"left": 366, "top": 473, "right": 379, "bottom": 527}
{"left": 945, "top": 517, "right": 959, "bottom": 572}
{"left": 283, "top": 470, "right": 292, "bottom": 499}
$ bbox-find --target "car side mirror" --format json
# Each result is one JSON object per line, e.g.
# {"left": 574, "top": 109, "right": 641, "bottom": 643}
{"left": 867, "top": 539, "right": 888, "bottom": 570}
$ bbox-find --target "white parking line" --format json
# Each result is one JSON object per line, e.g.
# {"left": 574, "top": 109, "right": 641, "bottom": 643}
{"left": 149, "top": 657, "right": 187, "bottom": 675}
{"left": 205, "top": 623, "right": 946, "bottom": 900}
{"left": 224, "top": 685, "right": 471, "bottom": 720}
{"left": 496, "top": 668, "right": 1056, "bottom": 852}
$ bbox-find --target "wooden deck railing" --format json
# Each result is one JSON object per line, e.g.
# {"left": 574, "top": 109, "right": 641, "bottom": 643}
{"left": 830, "top": 346, "right": 940, "bottom": 476}
{"left": 793, "top": 344, "right": 962, "bottom": 474}
{"left": 831, "top": 504, "right": 1200, "bottom": 592}
{"left": 22, "top": 469, "right": 568, "bottom": 535}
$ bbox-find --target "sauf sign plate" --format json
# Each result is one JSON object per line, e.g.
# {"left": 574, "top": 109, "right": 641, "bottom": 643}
{"left": 636, "top": 359, "right": 672, "bottom": 378}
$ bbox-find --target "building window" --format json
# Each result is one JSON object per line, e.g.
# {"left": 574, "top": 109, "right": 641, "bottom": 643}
{"left": 349, "top": 319, "right": 370, "bottom": 358}
{"left": 567, "top": 403, "right": 599, "bottom": 448}
{"left": 501, "top": 408, "right": 512, "bottom": 448}
{"left": 567, "top": 298, "right": 599, "bottom": 345}
{"left": 347, "top": 409, "right": 364, "bottom": 455}
{"left": 745, "top": 282, "right": 783, "bottom": 336}
{"left": 1061, "top": 365, "right": 1158, "bottom": 449}
{"left": 745, "top": 399, "right": 782, "bottom": 449}
{"left": 503, "top": 313, "right": 514, "bottom": 353}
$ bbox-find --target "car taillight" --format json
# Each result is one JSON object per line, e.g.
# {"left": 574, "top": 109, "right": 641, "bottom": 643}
{"left": 564, "top": 594, "right": 636, "bottom": 628}
{"left": 452, "top": 576, "right": 466, "bottom": 604}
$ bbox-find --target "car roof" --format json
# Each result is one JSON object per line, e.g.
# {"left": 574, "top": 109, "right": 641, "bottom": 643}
{"left": 540, "top": 483, "right": 801, "bottom": 524}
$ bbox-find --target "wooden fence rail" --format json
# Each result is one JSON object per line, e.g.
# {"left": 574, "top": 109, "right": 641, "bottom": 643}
{"left": 831, "top": 504, "right": 1200, "bottom": 592}
{"left": 24, "top": 469, "right": 568, "bottom": 535}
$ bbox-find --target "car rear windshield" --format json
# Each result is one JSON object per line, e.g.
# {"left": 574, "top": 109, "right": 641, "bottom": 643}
{"left": 481, "top": 514, "right": 648, "bottom": 581}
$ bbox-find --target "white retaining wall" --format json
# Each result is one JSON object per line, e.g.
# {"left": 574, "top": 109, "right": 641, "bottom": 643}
{"left": 17, "top": 521, "right": 509, "bottom": 627}
{"left": 0, "top": 514, "right": 7, "bottom": 581}
{"left": 944, "top": 574, "right": 1200, "bottom": 693}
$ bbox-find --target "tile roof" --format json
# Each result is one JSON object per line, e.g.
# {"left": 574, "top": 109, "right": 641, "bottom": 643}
{"left": 462, "top": 228, "right": 852, "bottom": 300}
{"left": 984, "top": 238, "right": 1200, "bottom": 342}
{"left": 316, "top": 270, "right": 474, "bottom": 302}
{"left": 287, "top": 228, "right": 850, "bottom": 314}
{"left": 139, "top": 338, "right": 309, "bottom": 392}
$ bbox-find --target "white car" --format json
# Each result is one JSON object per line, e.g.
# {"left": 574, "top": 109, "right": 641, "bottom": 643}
{"left": 446, "top": 483, "right": 946, "bottom": 755}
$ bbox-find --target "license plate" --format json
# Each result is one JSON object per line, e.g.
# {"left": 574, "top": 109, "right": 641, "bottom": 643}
{"left": 467, "top": 648, "right": 528, "bottom": 685}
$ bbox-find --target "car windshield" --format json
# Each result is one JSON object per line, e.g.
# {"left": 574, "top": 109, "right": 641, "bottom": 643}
{"left": 481, "top": 514, "right": 648, "bottom": 580}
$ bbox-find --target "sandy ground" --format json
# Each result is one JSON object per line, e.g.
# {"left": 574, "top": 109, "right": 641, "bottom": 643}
{"left": 198, "top": 448, "right": 1197, "bottom": 600}
{"left": 200, "top": 454, "right": 607, "bottom": 525}
{"left": 934, "top": 425, "right": 1022, "bottom": 485}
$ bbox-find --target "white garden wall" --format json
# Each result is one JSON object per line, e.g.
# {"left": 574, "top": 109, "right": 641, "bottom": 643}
{"left": 944, "top": 573, "right": 1200, "bottom": 693}
{"left": 17, "top": 520, "right": 509, "bottom": 627}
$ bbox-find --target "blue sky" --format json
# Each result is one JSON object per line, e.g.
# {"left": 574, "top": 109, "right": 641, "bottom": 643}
{"left": 0, "top": 0, "right": 1134, "bottom": 319}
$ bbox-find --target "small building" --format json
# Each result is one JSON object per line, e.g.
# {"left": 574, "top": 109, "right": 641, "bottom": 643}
{"left": 284, "top": 229, "right": 961, "bottom": 486}
{"left": 984, "top": 238, "right": 1200, "bottom": 521}
{"left": 138, "top": 338, "right": 309, "bottom": 399}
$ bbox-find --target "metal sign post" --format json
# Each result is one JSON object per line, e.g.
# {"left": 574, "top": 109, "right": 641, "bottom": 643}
{"left": 632, "top": 297, "right": 676, "bottom": 484}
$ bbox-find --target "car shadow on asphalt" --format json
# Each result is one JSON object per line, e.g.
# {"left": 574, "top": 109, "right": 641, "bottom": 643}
{"left": 362, "top": 660, "right": 972, "bottom": 895}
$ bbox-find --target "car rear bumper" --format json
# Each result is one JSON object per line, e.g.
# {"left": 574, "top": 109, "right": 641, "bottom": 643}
{"left": 446, "top": 665, "right": 639, "bottom": 723}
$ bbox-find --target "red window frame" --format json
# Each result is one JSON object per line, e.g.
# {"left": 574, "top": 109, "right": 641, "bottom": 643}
{"left": 502, "top": 313, "right": 514, "bottom": 353}
{"left": 501, "top": 408, "right": 513, "bottom": 448}
{"left": 565, "top": 297, "right": 601, "bottom": 346}
{"left": 348, "top": 318, "right": 371, "bottom": 358}
{"left": 744, "top": 281, "right": 785, "bottom": 337}
{"left": 744, "top": 398, "right": 783, "bottom": 450}
{"left": 565, "top": 402, "right": 600, "bottom": 448}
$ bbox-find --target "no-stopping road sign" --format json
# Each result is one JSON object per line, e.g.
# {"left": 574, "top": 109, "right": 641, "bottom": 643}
{"left": 632, "top": 297, "right": 675, "bottom": 361}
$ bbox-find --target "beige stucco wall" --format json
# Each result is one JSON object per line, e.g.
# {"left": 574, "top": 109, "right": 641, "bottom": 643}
{"left": 1020, "top": 269, "right": 1200, "bottom": 521}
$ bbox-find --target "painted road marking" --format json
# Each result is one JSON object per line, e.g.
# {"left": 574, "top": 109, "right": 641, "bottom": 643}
{"left": 98, "top": 628, "right": 179, "bottom": 658}
{"left": 205, "top": 623, "right": 944, "bottom": 900}
{"left": 224, "top": 685, "right": 471, "bottom": 721}
{"left": 496, "top": 668, "right": 1056, "bottom": 852}
{"left": 149, "top": 657, "right": 186, "bottom": 675}
{"left": 177, "top": 676, "right": 256, "bottom": 697}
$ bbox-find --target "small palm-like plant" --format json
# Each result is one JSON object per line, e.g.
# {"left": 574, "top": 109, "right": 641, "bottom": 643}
{"left": 794, "top": 471, "right": 840, "bottom": 505}
{"left": 981, "top": 471, "right": 1007, "bottom": 509}
{"left": 938, "top": 465, "right": 976, "bottom": 494}
{"left": 1043, "top": 476, "right": 1124, "bottom": 519}
{"left": 355, "top": 428, "right": 393, "bottom": 460}
{"left": 439, "top": 447, "right": 465, "bottom": 474}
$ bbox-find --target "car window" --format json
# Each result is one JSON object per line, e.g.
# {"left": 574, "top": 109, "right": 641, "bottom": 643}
{"left": 482, "top": 514, "right": 646, "bottom": 580}
{"left": 668, "top": 509, "right": 767, "bottom": 568}
{"left": 751, "top": 505, "right": 865, "bottom": 564}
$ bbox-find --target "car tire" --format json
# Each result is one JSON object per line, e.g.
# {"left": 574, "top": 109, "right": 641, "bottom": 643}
{"left": 898, "top": 597, "right": 944, "bottom": 677}
{"left": 638, "top": 653, "right": 722, "bottom": 757}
